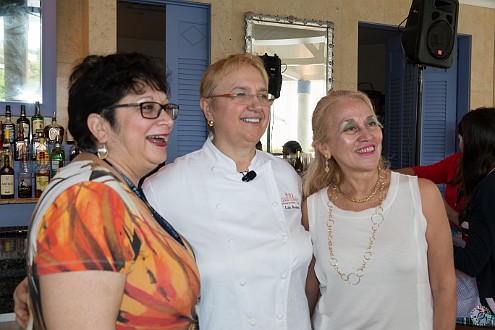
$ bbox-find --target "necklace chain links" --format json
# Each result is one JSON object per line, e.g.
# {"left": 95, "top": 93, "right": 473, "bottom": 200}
{"left": 337, "top": 170, "right": 381, "bottom": 203}
{"left": 327, "top": 169, "right": 386, "bottom": 285}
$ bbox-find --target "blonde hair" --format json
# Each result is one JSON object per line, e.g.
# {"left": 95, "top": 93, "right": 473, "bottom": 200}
{"left": 302, "top": 90, "right": 388, "bottom": 198}
{"left": 200, "top": 53, "right": 269, "bottom": 98}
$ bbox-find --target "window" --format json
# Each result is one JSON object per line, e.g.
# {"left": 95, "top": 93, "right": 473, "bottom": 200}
{"left": 0, "top": 0, "right": 55, "bottom": 117}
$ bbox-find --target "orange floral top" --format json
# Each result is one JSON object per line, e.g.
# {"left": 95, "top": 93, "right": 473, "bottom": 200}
{"left": 27, "top": 160, "right": 200, "bottom": 329}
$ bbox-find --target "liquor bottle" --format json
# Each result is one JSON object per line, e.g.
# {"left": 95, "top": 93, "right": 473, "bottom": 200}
{"left": 14, "top": 123, "right": 28, "bottom": 161}
{"left": 2, "top": 105, "right": 15, "bottom": 144}
{"left": 2, "top": 142, "right": 13, "bottom": 169}
{"left": 0, "top": 119, "right": 3, "bottom": 147}
{"left": 33, "top": 130, "right": 47, "bottom": 162}
{"left": 67, "top": 133, "right": 81, "bottom": 161}
{"left": 294, "top": 149, "right": 304, "bottom": 174}
{"left": 44, "top": 112, "right": 64, "bottom": 144}
{"left": 18, "top": 154, "right": 32, "bottom": 198}
{"left": 1, "top": 153, "right": 15, "bottom": 199}
{"left": 17, "top": 105, "right": 30, "bottom": 144}
{"left": 31, "top": 101, "right": 44, "bottom": 142}
{"left": 50, "top": 135, "right": 65, "bottom": 178}
{"left": 34, "top": 151, "right": 50, "bottom": 198}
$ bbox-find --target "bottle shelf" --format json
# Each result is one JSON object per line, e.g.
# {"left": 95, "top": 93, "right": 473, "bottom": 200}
{"left": 0, "top": 198, "right": 37, "bottom": 205}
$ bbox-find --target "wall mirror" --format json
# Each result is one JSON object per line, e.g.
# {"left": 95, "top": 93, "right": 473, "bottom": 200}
{"left": 0, "top": 0, "right": 41, "bottom": 102}
{"left": 245, "top": 12, "right": 334, "bottom": 154}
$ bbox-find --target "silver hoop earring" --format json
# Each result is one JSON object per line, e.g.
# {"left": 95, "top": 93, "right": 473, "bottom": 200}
{"left": 97, "top": 143, "right": 108, "bottom": 160}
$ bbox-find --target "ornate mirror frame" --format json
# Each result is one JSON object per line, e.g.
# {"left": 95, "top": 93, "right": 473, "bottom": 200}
{"left": 245, "top": 12, "right": 334, "bottom": 91}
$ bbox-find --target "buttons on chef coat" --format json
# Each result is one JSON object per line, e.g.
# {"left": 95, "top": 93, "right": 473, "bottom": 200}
{"left": 249, "top": 319, "right": 257, "bottom": 326}
{"left": 280, "top": 272, "right": 287, "bottom": 279}
{"left": 277, "top": 314, "right": 284, "bottom": 320}
{"left": 282, "top": 234, "right": 288, "bottom": 241}
{"left": 271, "top": 202, "right": 278, "bottom": 208}
{"left": 216, "top": 203, "right": 222, "bottom": 209}
{"left": 240, "top": 280, "right": 246, "bottom": 286}
{"left": 228, "top": 239, "right": 235, "bottom": 245}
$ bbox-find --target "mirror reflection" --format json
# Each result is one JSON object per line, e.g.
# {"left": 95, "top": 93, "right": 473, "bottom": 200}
{"left": 0, "top": 0, "right": 41, "bottom": 102}
{"left": 245, "top": 12, "right": 333, "bottom": 154}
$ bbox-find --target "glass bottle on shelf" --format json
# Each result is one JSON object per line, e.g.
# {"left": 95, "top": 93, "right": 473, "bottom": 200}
{"left": 14, "top": 123, "right": 28, "bottom": 161}
{"left": 2, "top": 141, "right": 13, "bottom": 169}
{"left": 2, "top": 105, "right": 15, "bottom": 144}
{"left": 44, "top": 112, "right": 64, "bottom": 144}
{"left": 18, "top": 154, "right": 32, "bottom": 198}
{"left": 1, "top": 153, "right": 15, "bottom": 199}
{"left": 50, "top": 135, "right": 65, "bottom": 178}
{"left": 67, "top": 132, "right": 81, "bottom": 161}
{"left": 34, "top": 151, "right": 50, "bottom": 198}
{"left": 294, "top": 149, "right": 304, "bottom": 174}
{"left": 33, "top": 130, "right": 47, "bottom": 162}
{"left": 31, "top": 101, "right": 44, "bottom": 142}
{"left": 17, "top": 105, "right": 31, "bottom": 144}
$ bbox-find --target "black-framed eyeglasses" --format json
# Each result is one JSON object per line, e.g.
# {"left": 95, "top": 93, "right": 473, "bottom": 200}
{"left": 104, "top": 102, "right": 179, "bottom": 120}
{"left": 206, "top": 91, "right": 275, "bottom": 106}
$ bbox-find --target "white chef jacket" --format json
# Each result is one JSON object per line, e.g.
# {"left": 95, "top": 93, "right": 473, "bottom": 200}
{"left": 143, "top": 136, "right": 312, "bottom": 330}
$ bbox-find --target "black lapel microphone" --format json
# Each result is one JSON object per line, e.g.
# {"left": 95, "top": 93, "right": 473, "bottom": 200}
{"left": 242, "top": 170, "right": 257, "bottom": 182}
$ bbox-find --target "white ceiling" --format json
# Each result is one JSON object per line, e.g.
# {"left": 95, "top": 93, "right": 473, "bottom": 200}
{"left": 459, "top": 0, "right": 495, "bottom": 9}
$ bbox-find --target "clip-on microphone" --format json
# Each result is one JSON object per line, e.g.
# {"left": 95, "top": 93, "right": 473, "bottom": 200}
{"left": 242, "top": 170, "right": 257, "bottom": 182}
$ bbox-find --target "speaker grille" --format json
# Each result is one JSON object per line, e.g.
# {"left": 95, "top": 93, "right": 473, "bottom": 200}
{"left": 427, "top": 21, "right": 454, "bottom": 60}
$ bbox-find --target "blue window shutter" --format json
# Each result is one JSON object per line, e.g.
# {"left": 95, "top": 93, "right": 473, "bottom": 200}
{"left": 385, "top": 35, "right": 458, "bottom": 172}
{"left": 421, "top": 55, "right": 458, "bottom": 166}
{"left": 165, "top": 3, "right": 210, "bottom": 163}
{"left": 385, "top": 35, "right": 418, "bottom": 169}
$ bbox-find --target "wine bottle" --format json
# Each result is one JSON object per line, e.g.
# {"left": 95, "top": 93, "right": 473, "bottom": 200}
{"left": 1, "top": 153, "right": 15, "bottom": 199}
{"left": 294, "top": 149, "right": 304, "bottom": 174}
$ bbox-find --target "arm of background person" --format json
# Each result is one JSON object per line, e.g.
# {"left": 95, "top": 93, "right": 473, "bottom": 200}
{"left": 444, "top": 201, "right": 460, "bottom": 228}
{"left": 394, "top": 167, "right": 416, "bottom": 176}
{"left": 301, "top": 200, "right": 319, "bottom": 317}
{"left": 419, "top": 178, "right": 457, "bottom": 330}
{"left": 453, "top": 176, "right": 495, "bottom": 277}
{"left": 13, "top": 277, "right": 29, "bottom": 329}
{"left": 40, "top": 271, "right": 126, "bottom": 330}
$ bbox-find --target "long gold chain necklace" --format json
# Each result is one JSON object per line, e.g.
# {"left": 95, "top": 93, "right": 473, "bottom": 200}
{"left": 337, "top": 171, "right": 381, "bottom": 203}
{"left": 326, "top": 169, "right": 386, "bottom": 285}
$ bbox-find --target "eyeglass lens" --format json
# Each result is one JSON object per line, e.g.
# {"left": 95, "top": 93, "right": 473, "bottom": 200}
{"left": 141, "top": 102, "right": 178, "bottom": 120}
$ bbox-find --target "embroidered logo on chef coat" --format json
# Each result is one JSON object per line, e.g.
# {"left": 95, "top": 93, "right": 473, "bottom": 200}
{"left": 281, "top": 192, "right": 300, "bottom": 210}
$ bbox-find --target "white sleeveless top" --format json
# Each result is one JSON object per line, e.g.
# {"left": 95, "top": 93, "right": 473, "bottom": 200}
{"left": 307, "top": 172, "right": 433, "bottom": 330}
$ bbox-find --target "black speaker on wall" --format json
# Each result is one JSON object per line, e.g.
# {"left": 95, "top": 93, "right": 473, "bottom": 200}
{"left": 259, "top": 53, "right": 282, "bottom": 99}
{"left": 401, "top": 0, "right": 459, "bottom": 69}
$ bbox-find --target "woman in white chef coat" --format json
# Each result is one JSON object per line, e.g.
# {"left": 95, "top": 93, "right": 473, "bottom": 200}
{"left": 143, "top": 53, "right": 313, "bottom": 330}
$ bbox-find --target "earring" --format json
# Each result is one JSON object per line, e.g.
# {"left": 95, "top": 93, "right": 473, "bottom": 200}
{"left": 207, "top": 119, "right": 214, "bottom": 127}
{"left": 324, "top": 156, "right": 330, "bottom": 173}
{"left": 97, "top": 143, "right": 108, "bottom": 160}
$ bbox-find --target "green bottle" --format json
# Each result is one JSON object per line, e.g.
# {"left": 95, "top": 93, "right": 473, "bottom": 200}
{"left": 31, "top": 101, "right": 44, "bottom": 142}
{"left": 50, "top": 135, "right": 65, "bottom": 178}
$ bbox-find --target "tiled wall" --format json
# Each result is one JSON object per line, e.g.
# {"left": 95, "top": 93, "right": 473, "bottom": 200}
{"left": 55, "top": 0, "right": 494, "bottom": 130}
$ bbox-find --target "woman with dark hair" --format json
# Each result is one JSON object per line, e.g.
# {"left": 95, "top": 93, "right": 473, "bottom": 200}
{"left": 19, "top": 53, "right": 199, "bottom": 329}
{"left": 454, "top": 107, "right": 495, "bottom": 319}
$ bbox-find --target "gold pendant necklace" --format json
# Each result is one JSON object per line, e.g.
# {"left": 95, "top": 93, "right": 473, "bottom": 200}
{"left": 338, "top": 170, "right": 381, "bottom": 203}
{"left": 326, "top": 170, "right": 386, "bottom": 285}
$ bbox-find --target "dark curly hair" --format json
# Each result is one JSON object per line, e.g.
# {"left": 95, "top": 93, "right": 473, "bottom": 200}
{"left": 67, "top": 52, "right": 170, "bottom": 150}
